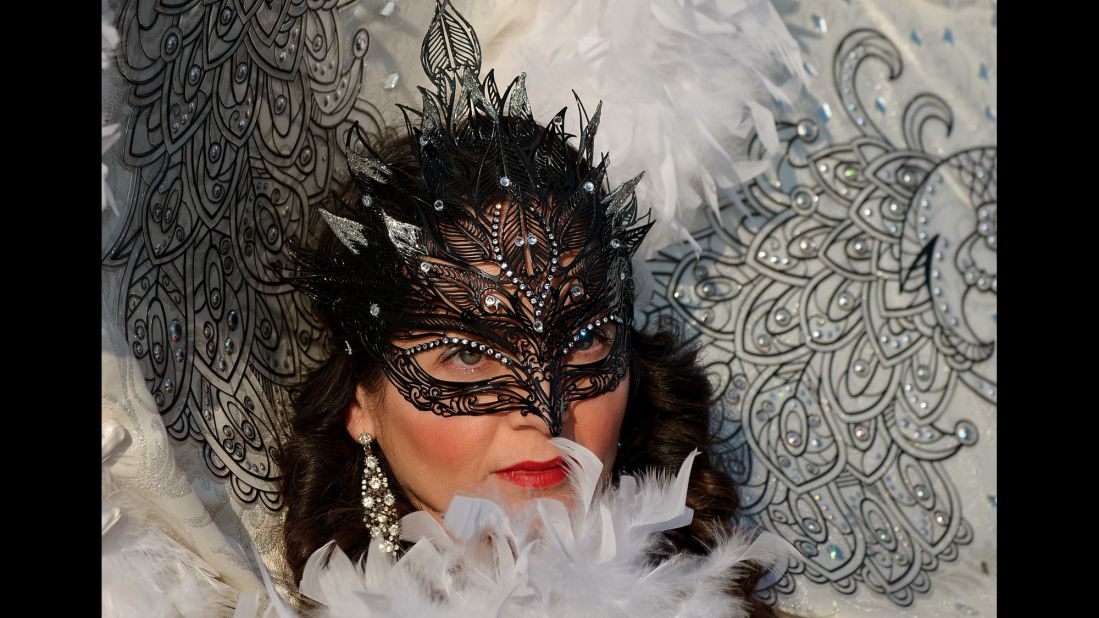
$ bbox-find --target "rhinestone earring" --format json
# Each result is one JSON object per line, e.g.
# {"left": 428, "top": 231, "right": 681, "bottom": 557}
{"left": 359, "top": 433, "right": 400, "bottom": 556}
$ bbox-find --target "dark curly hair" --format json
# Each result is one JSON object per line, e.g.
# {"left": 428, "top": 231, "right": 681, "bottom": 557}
{"left": 276, "top": 127, "right": 777, "bottom": 617}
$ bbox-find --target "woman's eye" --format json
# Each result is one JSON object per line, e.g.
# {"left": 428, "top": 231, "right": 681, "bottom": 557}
{"left": 574, "top": 330, "right": 596, "bottom": 351}
{"left": 402, "top": 337, "right": 510, "bottom": 382}
{"left": 566, "top": 326, "right": 613, "bottom": 365}
{"left": 456, "top": 348, "right": 484, "bottom": 366}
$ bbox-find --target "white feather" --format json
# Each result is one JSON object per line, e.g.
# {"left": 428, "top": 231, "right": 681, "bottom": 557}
{"left": 467, "top": 0, "right": 808, "bottom": 258}
{"left": 102, "top": 446, "right": 240, "bottom": 617}
{"left": 246, "top": 438, "right": 798, "bottom": 617}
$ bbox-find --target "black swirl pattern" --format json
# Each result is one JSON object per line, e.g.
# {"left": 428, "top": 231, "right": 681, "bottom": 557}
{"left": 102, "top": 0, "right": 377, "bottom": 508}
{"left": 640, "top": 28, "right": 995, "bottom": 607}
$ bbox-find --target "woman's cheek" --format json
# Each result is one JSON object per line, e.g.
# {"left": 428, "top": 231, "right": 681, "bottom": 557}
{"left": 381, "top": 382, "right": 492, "bottom": 479}
{"left": 407, "top": 415, "right": 487, "bottom": 469}
{"left": 570, "top": 372, "right": 629, "bottom": 466}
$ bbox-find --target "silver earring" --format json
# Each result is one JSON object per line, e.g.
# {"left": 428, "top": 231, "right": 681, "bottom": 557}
{"left": 359, "top": 433, "right": 400, "bottom": 556}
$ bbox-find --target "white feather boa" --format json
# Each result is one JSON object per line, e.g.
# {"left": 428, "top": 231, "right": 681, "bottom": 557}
{"left": 235, "top": 438, "right": 798, "bottom": 617}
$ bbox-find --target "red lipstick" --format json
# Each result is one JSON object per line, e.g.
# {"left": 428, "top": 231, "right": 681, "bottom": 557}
{"left": 494, "top": 456, "right": 568, "bottom": 489}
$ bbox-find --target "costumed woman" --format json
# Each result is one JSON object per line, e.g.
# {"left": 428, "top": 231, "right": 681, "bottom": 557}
{"left": 101, "top": 1, "right": 808, "bottom": 616}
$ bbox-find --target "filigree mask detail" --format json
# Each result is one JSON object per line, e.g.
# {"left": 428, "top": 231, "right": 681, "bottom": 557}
{"left": 291, "top": 0, "right": 651, "bottom": 434}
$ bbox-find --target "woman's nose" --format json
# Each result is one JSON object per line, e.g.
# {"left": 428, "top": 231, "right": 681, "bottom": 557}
{"left": 506, "top": 374, "right": 569, "bottom": 436}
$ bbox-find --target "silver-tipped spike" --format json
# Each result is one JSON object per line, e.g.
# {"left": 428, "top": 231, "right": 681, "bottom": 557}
{"left": 460, "top": 67, "right": 497, "bottom": 122}
{"left": 602, "top": 171, "right": 645, "bottom": 216}
{"left": 319, "top": 209, "right": 369, "bottom": 255}
{"left": 508, "top": 72, "right": 530, "bottom": 118}
{"left": 347, "top": 151, "right": 392, "bottom": 184}
{"left": 382, "top": 212, "right": 424, "bottom": 256}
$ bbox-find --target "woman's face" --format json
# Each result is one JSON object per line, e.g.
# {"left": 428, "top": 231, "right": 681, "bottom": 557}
{"left": 345, "top": 355, "right": 628, "bottom": 519}
{"left": 345, "top": 221, "right": 632, "bottom": 519}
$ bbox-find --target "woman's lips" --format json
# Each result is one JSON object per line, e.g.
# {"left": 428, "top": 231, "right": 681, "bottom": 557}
{"left": 494, "top": 456, "right": 568, "bottom": 489}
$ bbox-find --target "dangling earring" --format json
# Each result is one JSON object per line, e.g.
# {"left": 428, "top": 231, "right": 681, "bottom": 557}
{"left": 359, "top": 433, "right": 400, "bottom": 556}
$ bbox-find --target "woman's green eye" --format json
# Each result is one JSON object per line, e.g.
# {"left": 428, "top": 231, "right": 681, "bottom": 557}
{"left": 457, "top": 349, "right": 484, "bottom": 365}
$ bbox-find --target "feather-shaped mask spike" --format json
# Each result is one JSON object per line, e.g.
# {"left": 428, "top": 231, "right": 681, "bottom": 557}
{"left": 319, "top": 209, "right": 369, "bottom": 255}
{"left": 421, "top": 0, "right": 482, "bottom": 88}
{"left": 460, "top": 66, "right": 498, "bottom": 123}
{"left": 347, "top": 150, "right": 392, "bottom": 185}
{"left": 382, "top": 213, "right": 424, "bottom": 256}
{"left": 603, "top": 172, "right": 645, "bottom": 217}
{"left": 578, "top": 100, "right": 603, "bottom": 164}
{"left": 289, "top": 0, "right": 651, "bottom": 436}
{"left": 507, "top": 72, "right": 531, "bottom": 118}
{"left": 418, "top": 87, "right": 442, "bottom": 137}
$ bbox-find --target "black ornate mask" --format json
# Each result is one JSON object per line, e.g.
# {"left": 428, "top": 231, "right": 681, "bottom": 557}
{"left": 291, "top": 0, "right": 651, "bottom": 435}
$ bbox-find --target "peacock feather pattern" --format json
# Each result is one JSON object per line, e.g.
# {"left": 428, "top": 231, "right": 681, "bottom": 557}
{"left": 102, "top": 0, "right": 378, "bottom": 508}
{"left": 640, "top": 28, "right": 995, "bottom": 607}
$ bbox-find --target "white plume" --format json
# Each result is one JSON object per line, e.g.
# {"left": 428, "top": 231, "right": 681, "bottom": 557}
{"left": 239, "top": 438, "right": 799, "bottom": 617}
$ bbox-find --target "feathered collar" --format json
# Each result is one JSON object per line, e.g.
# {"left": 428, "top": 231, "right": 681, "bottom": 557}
{"left": 248, "top": 439, "right": 797, "bottom": 617}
